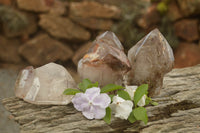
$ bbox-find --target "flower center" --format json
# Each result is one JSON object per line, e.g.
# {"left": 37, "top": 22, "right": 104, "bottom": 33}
{"left": 89, "top": 101, "right": 92, "bottom": 106}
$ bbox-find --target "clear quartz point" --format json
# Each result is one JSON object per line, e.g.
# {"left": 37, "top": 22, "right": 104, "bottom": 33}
{"left": 78, "top": 31, "right": 131, "bottom": 87}
{"left": 126, "top": 29, "right": 174, "bottom": 97}
{"left": 15, "top": 63, "right": 76, "bottom": 105}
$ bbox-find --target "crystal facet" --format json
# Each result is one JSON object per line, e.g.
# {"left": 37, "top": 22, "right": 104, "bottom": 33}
{"left": 15, "top": 63, "right": 76, "bottom": 105}
{"left": 78, "top": 31, "right": 131, "bottom": 86}
{"left": 126, "top": 29, "right": 174, "bottom": 97}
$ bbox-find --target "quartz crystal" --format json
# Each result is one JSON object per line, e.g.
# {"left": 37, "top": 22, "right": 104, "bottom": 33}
{"left": 15, "top": 63, "right": 76, "bottom": 105}
{"left": 126, "top": 29, "right": 174, "bottom": 97}
{"left": 78, "top": 31, "right": 131, "bottom": 86}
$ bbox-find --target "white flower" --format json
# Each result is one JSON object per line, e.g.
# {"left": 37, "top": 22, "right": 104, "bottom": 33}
{"left": 110, "top": 96, "right": 133, "bottom": 120}
{"left": 125, "top": 86, "right": 146, "bottom": 107}
{"left": 124, "top": 86, "right": 138, "bottom": 100}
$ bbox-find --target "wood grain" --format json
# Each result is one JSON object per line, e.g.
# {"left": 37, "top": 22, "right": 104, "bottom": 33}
{"left": 2, "top": 64, "right": 200, "bottom": 133}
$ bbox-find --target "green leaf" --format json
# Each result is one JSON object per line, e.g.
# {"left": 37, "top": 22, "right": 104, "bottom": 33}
{"left": 145, "top": 96, "right": 152, "bottom": 105}
{"left": 145, "top": 99, "right": 150, "bottom": 105}
{"left": 133, "top": 107, "right": 148, "bottom": 125}
{"left": 145, "top": 96, "right": 158, "bottom": 106}
{"left": 103, "top": 107, "right": 111, "bottom": 124}
{"left": 87, "top": 81, "right": 98, "bottom": 88}
{"left": 78, "top": 79, "right": 91, "bottom": 92}
{"left": 63, "top": 89, "right": 82, "bottom": 95}
{"left": 109, "top": 95, "right": 115, "bottom": 102}
{"left": 101, "top": 84, "right": 124, "bottom": 93}
{"left": 151, "top": 101, "right": 158, "bottom": 106}
{"left": 117, "top": 90, "right": 131, "bottom": 100}
{"left": 128, "top": 110, "right": 137, "bottom": 123}
{"left": 134, "top": 84, "right": 148, "bottom": 107}
{"left": 78, "top": 79, "right": 98, "bottom": 92}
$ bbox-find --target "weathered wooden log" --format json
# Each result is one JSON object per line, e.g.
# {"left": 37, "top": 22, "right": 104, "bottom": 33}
{"left": 2, "top": 65, "right": 200, "bottom": 133}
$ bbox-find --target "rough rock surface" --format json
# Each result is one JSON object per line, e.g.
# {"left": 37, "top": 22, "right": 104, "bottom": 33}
{"left": 72, "top": 42, "right": 92, "bottom": 65}
{"left": 15, "top": 63, "right": 77, "bottom": 105}
{"left": 70, "top": 16, "right": 113, "bottom": 30}
{"left": 17, "top": 0, "right": 52, "bottom": 12}
{"left": 2, "top": 10, "right": 37, "bottom": 38}
{"left": 48, "top": 0, "right": 68, "bottom": 16}
{"left": 69, "top": 1, "right": 121, "bottom": 19}
{"left": 174, "top": 19, "right": 199, "bottom": 41}
{"left": 167, "top": 1, "right": 182, "bottom": 21}
{"left": 19, "top": 34, "right": 73, "bottom": 66}
{"left": 0, "top": 36, "right": 22, "bottom": 63}
{"left": 137, "top": 4, "right": 161, "bottom": 29}
{"left": 177, "top": 0, "right": 200, "bottom": 16}
{"left": 78, "top": 31, "right": 130, "bottom": 86}
{"left": 126, "top": 29, "right": 174, "bottom": 97}
{"left": 2, "top": 64, "right": 200, "bottom": 132}
{"left": 0, "top": 0, "right": 12, "bottom": 5}
{"left": 174, "top": 43, "right": 200, "bottom": 68}
{"left": 39, "top": 14, "right": 90, "bottom": 41}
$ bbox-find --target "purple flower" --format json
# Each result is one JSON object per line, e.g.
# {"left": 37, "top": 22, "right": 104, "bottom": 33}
{"left": 72, "top": 87, "right": 111, "bottom": 119}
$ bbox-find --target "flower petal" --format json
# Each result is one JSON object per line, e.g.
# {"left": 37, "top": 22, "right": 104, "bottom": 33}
{"left": 112, "top": 96, "right": 125, "bottom": 104}
{"left": 110, "top": 96, "right": 133, "bottom": 120}
{"left": 82, "top": 106, "right": 94, "bottom": 119}
{"left": 125, "top": 86, "right": 138, "bottom": 100}
{"left": 125, "top": 86, "right": 146, "bottom": 106}
{"left": 72, "top": 93, "right": 89, "bottom": 111}
{"left": 115, "top": 100, "right": 133, "bottom": 119}
{"left": 72, "top": 87, "right": 111, "bottom": 120}
{"left": 93, "top": 94, "right": 111, "bottom": 108}
{"left": 85, "top": 87, "right": 100, "bottom": 100}
{"left": 92, "top": 105, "right": 106, "bottom": 119}
{"left": 137, "top": 95, "right": 146, "bottom": 107}
{"left": 109, "top": 103, "right": 116, "bottom": 113}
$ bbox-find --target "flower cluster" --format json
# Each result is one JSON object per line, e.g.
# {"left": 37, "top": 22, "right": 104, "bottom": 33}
{"left": 63, "top": 79, "right": 158, "bottom": 124}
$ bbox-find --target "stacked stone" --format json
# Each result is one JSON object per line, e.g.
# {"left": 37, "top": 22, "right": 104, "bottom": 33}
{"left": 173, "top": 0, "right": 200, "bottom": 68}
{"left": 137, "top": 0, "right": 200, "bottom": 68}
{"left": 0, "top": 0, "right": 121, "bottom": 68}
{"left": 1, "top": 0, "right": 200, "bottom": 69}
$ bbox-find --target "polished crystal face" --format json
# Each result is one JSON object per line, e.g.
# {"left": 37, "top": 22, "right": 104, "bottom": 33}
{"left": 78, "top": 31, "right": 131, "bottom": 86}
{"left": 15, "top": 63, "right": 76, "bottom": 105}
{"left": 126, "top": 29, "right": 174, "bottom": 96}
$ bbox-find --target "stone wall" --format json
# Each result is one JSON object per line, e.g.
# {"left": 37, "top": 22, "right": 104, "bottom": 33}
{"left": 0, "top": 0, "right": 200, "bottom": 70}
{"left": 137, "top": 0, "right": 200, "bottom": 68}
{"left": 0, "top": 0, "right": 121, "bottom": 70}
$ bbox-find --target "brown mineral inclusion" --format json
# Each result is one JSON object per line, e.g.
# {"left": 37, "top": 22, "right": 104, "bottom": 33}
{"left": 78, "top": 31, "right": 131, "bottom": 87}
{"left": 126, "top": 29, "right": 174, "bottom": 97}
